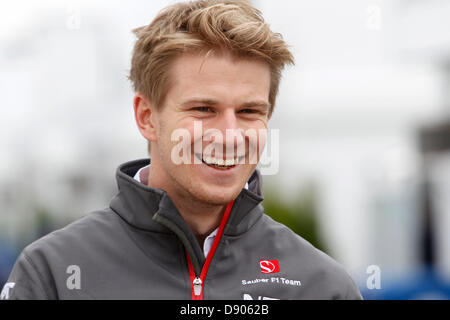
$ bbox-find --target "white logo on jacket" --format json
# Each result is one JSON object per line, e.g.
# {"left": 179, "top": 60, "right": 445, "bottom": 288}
{"left": 0, "top": 282, "right": 15, "bottom": 300}
{"left": 243, "top": 293, "right": 279, "bottom": 300}
{"left": 66, "top": 265, "right": 81, "bottom": 290}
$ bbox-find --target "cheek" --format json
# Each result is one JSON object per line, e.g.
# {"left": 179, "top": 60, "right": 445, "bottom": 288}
{"left": 157, "top": 115, "right": 186, "bottom": 145}
{"left": 156, "top": 120, "right": 177, "bottom": 161}
{"left": 245, "top": 126, "right": 268, "bottom": 162}
{"left": 158, "top": 120, "right": 199, "bottom": 165}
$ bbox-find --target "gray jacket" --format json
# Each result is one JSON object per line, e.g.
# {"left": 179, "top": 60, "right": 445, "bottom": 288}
{"left": 3, "top": 159, "right": 362, "bottom": 300}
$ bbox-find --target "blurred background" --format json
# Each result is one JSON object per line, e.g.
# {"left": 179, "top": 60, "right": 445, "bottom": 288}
{"left": 1, "top": 0, "right": 449, "bottom": 299}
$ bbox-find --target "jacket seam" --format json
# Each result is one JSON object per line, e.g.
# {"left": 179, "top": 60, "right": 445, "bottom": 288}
{"left": 224, "top": 207, "right": 265, "bottom": 237}
{"left": 21, "top": 252, "right": 53, "bottom": 299}
{"left": 111, "top": 213, "right": 187, "bottom": 293}
{"left": 153, "top": 213, "right": 203, "bottom": 276}
{"left": 178, "top": 242, "right": 192, "bottom": 300}
{"left": 109, "top": 206, "right": 174, "bottom": 235}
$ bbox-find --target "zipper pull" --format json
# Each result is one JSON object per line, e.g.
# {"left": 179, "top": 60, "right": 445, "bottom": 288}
{"left": 193, "top": 277, "right": 202, "bottom": 296}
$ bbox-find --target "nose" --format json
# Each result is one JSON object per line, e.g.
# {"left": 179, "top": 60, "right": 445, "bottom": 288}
{"left": 211, "top": 109, "right": 245, "bottom": 157}
{"left": 217, "top": 108, "right": 238, "bottom": 131}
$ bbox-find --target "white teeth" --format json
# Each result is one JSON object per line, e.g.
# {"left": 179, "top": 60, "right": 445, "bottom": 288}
{"left": 202, "top": 156, "right": 238, "bottom": 167}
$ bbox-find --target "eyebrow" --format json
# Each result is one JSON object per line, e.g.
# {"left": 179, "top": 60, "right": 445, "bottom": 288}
{"left": 180, "top": 98, "right": 270, "bottom": 110}
{"left": 241, "top": 100, "right": 271, "bottom": 110}
{"left": 180, "top": 98, "right": 219, "bottom": 107}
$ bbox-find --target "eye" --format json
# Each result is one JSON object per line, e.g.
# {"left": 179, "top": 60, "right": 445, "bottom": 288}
{"left": 193, "top": 106, "right": 213, "bottom": 112}
{"left": 238, "top": 109, "right": 257, "bottom": 114}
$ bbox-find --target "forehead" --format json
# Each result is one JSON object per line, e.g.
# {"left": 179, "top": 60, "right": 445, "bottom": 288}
{"left": 165, "top": 51, "right": 271, "bottom": 104}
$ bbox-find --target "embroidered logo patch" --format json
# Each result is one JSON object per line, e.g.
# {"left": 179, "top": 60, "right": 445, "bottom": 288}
{"left": 259, "top": 260, "right": 280, "bottom": 274}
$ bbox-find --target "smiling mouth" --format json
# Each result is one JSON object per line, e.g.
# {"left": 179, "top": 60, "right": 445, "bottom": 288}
{"left": 194, "top": 153, "right": 244, "bottom": 170}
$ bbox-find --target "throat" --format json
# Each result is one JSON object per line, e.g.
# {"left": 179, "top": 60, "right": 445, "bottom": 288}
{"left": 195, "top": 233, "right": 208, "bottom": 250}
{"left": 175, "top": 202, "right": 225, "bottom": 250}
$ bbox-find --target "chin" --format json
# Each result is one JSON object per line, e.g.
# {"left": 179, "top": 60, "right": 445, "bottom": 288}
{"left": 189, "top": 184, "right": 241, "bottom": 205}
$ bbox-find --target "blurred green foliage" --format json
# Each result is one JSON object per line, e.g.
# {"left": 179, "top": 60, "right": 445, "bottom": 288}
{"left": 262, "top": 184, "right": 327, "bottom": 253}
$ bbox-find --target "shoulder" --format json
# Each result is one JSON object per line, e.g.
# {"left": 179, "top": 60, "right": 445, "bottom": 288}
{"left": 5, "top": 209, "right": 123, "bottom": 299}
{"left": 256, "top": 214, "right": 362, "bottom": 299}
{"left": 25, "top": 209, "right": 116, "bottom": 251}
{"left": 21, "top": 208, "right": 124, "bottom": 271}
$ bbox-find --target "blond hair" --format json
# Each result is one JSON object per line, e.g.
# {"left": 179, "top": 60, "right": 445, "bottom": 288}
{"left": 129, "top": 0, "right": 294, "bottom": 120}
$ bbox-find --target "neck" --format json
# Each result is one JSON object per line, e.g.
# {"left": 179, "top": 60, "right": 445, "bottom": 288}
{"left": 171, "top": 194, "right": 226, "bottom": 246}
{"left": 146, "top": 158, "right": 226, "bottom": 247}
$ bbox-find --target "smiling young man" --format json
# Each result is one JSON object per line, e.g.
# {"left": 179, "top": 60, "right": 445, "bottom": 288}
{"left": 2, "top": 0, "right": 362, "bottom": 300}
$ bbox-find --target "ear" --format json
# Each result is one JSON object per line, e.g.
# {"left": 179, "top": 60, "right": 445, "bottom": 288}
{"left": 133, "top": 93, "right": 158, "bottom": 143}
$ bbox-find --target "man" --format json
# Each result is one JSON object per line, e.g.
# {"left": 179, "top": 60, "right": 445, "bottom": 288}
{"left": 2, "top": 0, "right": 362, "bottom": 299}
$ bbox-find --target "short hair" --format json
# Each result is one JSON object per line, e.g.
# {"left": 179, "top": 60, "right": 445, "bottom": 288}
{"left": 128, "top": 0, "right": 294, "bottom": 119}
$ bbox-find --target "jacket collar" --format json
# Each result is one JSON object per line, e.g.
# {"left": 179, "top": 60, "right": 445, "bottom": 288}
{"left": 109, "top": 158, "right": 265, "bottom": 237}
